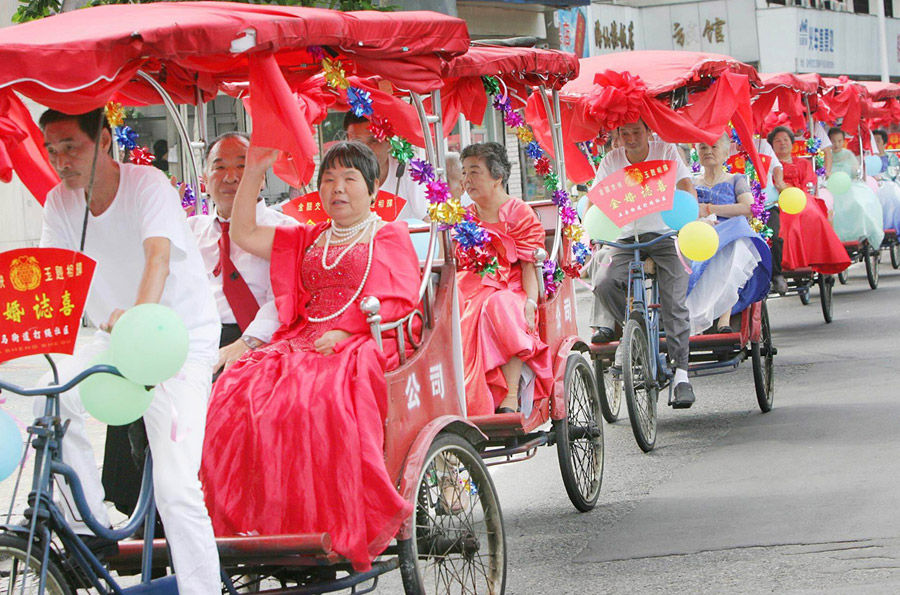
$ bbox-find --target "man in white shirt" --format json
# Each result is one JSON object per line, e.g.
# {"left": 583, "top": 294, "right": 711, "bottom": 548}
{"left": 37, "top": 108, "right": 221, "bottom": 593}
{"left": 591, "top": 120, "right": 698, "bottom": 408}
{"left": 343, "top": 112, "right": 429, "bottom": 221}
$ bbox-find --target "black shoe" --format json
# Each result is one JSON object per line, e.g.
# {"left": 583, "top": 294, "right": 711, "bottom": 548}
{"left": 591, "top": 326, "right": 615, "bottom": 344}
{"left": 716, "top": 325, "right": 733, "bottom": 334}
{"left": 495, "top": 407, "right": 517, "bottom": 414}
{"left": 772, "top": 275, "right": 788, "bottom": 295}
{"left": 672, "top": 383, "right": 695, "bottom": 409}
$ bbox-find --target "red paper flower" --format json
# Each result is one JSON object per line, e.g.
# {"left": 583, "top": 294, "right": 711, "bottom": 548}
{"left": 534, "top": 156, "right": 552, "bottom": 176}
{"left": 585, "top": 70, "right": 647, "bottom": 131}
{"left": 129, "top": 146, "right": 155, "bottom": 166}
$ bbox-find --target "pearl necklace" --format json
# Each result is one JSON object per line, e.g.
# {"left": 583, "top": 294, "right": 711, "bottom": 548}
{"left": 308, "top": 216, "right": 378, "bottom": 323}
{"left": 321, "top": 214, "right": 379, "bottom": 271}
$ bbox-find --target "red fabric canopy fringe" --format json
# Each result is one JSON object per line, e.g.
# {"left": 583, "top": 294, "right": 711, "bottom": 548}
{"left": 0, "top": 91, "right": 59, "bottom": 204}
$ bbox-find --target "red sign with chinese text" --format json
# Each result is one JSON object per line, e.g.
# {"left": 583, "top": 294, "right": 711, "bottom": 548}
{"left": 0, "top": 248, "right": 94, "bottom": 364}
{"left": 726, "top": 152, "right": 772, "bottom": 176}
{"left": 887, "top": 133, "right": 900, "bottom": 151}
{"left": 282, "top": 190, "right": 407, "bottom": 224}
{"left": 588, "top": 160, "right": 677, "bottom": 227}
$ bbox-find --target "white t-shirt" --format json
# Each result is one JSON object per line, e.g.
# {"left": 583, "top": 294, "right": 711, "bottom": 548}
{"left": 188, "top": 201, "right": 297, "bottom": 343}
{"left": 592, "top": 141, "right": 693, "bottom": 239}
{"left": 40, "top": 163, "right": 220, "bottom": 366}
{"left": 814, "top": 122, "right": 833, "bottom": 149}
{"left": 381, "top": 155, "right": 429, "bottom": 222}
{"left": 730, "top": 137, "right": 780, "bottom": 189}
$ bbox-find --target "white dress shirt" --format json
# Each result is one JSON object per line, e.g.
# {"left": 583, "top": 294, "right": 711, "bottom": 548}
{"left": 381, "top": 155, "right": 429, "bottom": 221}
{"left": 188, "top": 200, "right": 298, "bottom": 343}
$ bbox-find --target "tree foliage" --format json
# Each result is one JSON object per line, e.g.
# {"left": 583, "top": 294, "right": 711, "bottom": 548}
{"left": 13, "top": 0, "right": 390, "bottom": 24}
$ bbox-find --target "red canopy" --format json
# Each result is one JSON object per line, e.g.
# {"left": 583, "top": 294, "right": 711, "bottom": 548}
{"left": 820, "top": 77, "right": 872, "bottom": 150}
{"left": 753, "top": 72, "right": 824, "bottom": 134}
{"left": 435, "top": 45, "right": 579, "bottom": 133}
{"left": 0, "top": 2, "right": 470, "bottom": 199}
{"left": 526, "top": 51, "right": 764, "bottom": 185}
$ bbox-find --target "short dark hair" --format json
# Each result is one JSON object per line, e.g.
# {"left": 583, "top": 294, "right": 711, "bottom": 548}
{"left": 873, "top": 129, "right": 889, "bottom": 144}
{"left": 152, "top": 139, "right": 168, "bottom": 156}
{"left": 767, "top": 126, "right": 795, "bottom": 147}
{"left": 205, "top": 131, "right": 250, "bottom": 160}
{"left": 38, "top": 108, "right": 110, "bottom": 142}
{"left": 342, "top": 111, "right": 370, "bottom": 131}
{"left": 460, "top": 142, "right": 511, "bottom": 186}
{"left": 828, "top": 126, "right": 845, "bottom": 141}
{"left": 317, "top": 140, "right": 381, "bottom": 195}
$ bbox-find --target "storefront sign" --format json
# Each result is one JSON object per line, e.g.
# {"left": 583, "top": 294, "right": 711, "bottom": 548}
{"left": 557, "top": 7, "right": 590, "bottom": 57}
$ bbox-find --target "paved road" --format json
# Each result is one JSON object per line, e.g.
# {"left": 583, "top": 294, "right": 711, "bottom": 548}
{"left": 3, "top": 262, "right": 900, "bottom": 593}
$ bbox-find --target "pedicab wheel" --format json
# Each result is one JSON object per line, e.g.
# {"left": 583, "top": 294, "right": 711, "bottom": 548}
{"left": 838, "top": 269, "right": 849, "bottom": 284}
{"left": 818, "top": 275, "right": 834, "bottom": 324}
{"left": 891, "top": 242, "right": 900, "bottom": 269}
{"left": 751, "top": 302, "right": 775, "bottom": 413}
{"left": 621, "top": 318, "right": 658, "bottom": 453}
{"left": 399, "top": 433, "right": 506, "bottom": 595}
{"left": 797, "top": 286, "right": 811, "bottom": 305}
{"left": 594, "top": 357, "right": 621, "bottom": 423}
{"left": 0, "top": 533, "right": 72, "bottom": 595}
{"left": 556, "top": 353, "right": 604, "bottom": 512}
{"left": 865, "top": 248, "right": 880, "bottom": 289}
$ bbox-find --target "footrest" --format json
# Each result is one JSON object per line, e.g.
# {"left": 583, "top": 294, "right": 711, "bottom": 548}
{"left": 470, "top": 413, "right": 526, "bottom": 438}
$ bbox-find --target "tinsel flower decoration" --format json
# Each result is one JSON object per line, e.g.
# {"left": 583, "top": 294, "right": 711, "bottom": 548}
{"left": 181, "top": 183, "right": 196, "bottom": 210}
{"left": 452, "top": 219, "right": 491, "bottom": 250}
{"left": 114, "top": 126, "right": 139, "bottom": 150}
{"left": 815, "top": 166, "right": 827, "bottom": 177}
{"left": 551, "top": 188, "right": 569, "bottom": 206}
{"left": 428, "top": 200, "right": 465, "bottom": 226}
{"left": 367, "top": 116, "right": 394, "bottom": 142}
{"left": 409, "top": 159, "right": 435, "bottom": 184}
{"left": 573, "top": 241, "right": 590, "bottom": 265}
{"left": 515, "top": 125, "right": 533, "bottom": 143}
{"left": 105, "top": 101, "right": 125, "bottom": 128}
{"left": 543, "top": 172, "right": 560, "bottom": 192}
{"left": 307, "top": 46, "right": 326, "bottom": 61}
{"left": 504, "top": 110, "right": 524, "bottom": 128}
{"left": 560, "top": 204, "right": 578, "bottom": 225}
{"left": 563, "top": 224, "right": 584, "bottom": 242}
{"left": 534, "top": 156, "right": 552, "bottom": 176}
{"left": 389, "top": 136, "right": 415, "bottom": 163}
{"left": 425, "top": 179, "right": 451, "bottom": 204}
{"left": 562, "top": 264, "right": 582, "bottom": 278}
{"left": 526, "top": 141, "right": 544, "bottom": 160}
{"left": 543, "top": 260, "right": 560, "bottom": 295}
{"left": 129, "top": 146, "right": 155, "bottom": 165}
{"left": 492, "top": 94, "right": 512, "bottom": 114}
{"left": 322, "top": 58, "right": 349, "bottom": 90}
{"left": 347, "top": 86, "right": 373, "bottom": 118}
{"left": 481, "top": 75, "right": 501, "bottom": 96}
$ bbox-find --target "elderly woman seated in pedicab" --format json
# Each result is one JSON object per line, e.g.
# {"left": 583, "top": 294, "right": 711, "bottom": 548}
{"left": 687, "top": 134, "right": 772, "bottom": 335}
{"left": 826, "top": 126, "right": 884, "bottom": 248}
{"left": 766, "top": 126, "right": 851, "bottom": 282}
{"left": 456, "top": 142, "right": 553, "bottom": 416}
{"left": 199, "top": 141, "right": 420, "bottom": 572}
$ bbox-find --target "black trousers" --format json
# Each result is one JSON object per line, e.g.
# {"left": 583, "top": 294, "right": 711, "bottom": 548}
{"left": 100, "top": 323, "right": 240, "bottom": 522}
{"left": 767, "top": 207, "right": 783, "bottom": 277}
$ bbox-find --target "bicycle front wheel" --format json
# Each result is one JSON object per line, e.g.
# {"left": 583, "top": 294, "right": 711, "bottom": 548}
{"left": 621, "top": 318, "right": 658, "bottom": 453}
{"left": 0, "top": 533, "right": 72, "bottom": 595}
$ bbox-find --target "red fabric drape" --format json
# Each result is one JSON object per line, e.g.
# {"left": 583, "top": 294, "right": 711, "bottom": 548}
{"left": 0, "top": 91, "right": 59, "bottom": 204}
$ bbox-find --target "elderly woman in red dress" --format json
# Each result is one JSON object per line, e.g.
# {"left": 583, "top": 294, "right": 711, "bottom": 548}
{"left": 767, "top": 126, "right": 850, "bottom": 277}
{"left": 457, "top": 142, "right": 553, "bottom": 416}
{"left": 200, "top": 141, "right": 419, "bottom": 571}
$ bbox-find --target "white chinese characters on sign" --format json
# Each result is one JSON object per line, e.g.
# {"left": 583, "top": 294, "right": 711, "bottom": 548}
{"left": 406, "top": 374, "right": 421, "bottom": 409}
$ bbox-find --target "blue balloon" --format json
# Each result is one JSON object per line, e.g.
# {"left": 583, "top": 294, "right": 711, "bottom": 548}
{"left": 661, "top": 189, "right": 700, "bottom": 231}
{"left": 864, "top": 154, "right": 884, "bottom": 176}
{"left": 0, "top": 409, "right": 23, "bottom": 481}
{"left": 576, "top": 195, "right": 589, "bottom": 219}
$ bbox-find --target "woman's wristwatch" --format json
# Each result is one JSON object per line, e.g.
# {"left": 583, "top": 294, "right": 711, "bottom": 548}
{"left": 241, "top": 335, "right": 264, "bottom": 350}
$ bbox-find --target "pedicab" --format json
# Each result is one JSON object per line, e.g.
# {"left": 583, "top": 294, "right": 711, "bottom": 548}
{"left": 820, "top": 77, "right": 884, "bottom": 290}
{"left": 529, "top": 51, "right": 775, "bottom": 452}
{"left": 0, "top": 4, "right": 509, "bottom": 593}
{"left": 435, "top": 43, "right": 604, "bottom": 511}
{"left": 753, "top": 72, "right": 842, "bottom": 322}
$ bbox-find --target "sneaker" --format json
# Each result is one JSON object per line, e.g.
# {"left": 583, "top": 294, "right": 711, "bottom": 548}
{"left": 591, "top": 326, "right": 615, "bottom": 344}
{"left": 772, "top": 275, "right": 788, "bottom": 295}
{"left": 672, "top": 383, "right": 696, "bottom": 409}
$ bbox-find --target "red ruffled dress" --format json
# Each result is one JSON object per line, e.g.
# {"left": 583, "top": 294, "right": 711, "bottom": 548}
{"left": 779, "top": 158, "right": 850, "bottom": 274}
{"left": 200, "top": 222, "right": 419, "bottom": 572}
{"left": 458, "top": 198, "right": 553, "bottom": 416}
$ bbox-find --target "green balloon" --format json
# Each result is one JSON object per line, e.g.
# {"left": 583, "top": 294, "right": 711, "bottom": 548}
{"left": 826, "top": 172, "right": 852, "bottom": 195}
{"left": 110, "top": 304, "right": 189, "bottom": 386}
{"left": 582, "top": 205, "right": 622, "bottom": 242}
{"left": 81, "top": 352, "right": 154, "bottom": 426}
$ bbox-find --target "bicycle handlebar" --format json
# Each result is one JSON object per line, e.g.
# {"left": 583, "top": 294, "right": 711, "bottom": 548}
{"left": 591, "top": 230, "right": 678, "bottom": 251}
{"left": 0, "top": 364, "right": 123, "bottom": 398}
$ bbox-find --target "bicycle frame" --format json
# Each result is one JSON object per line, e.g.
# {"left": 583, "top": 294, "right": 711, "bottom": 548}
{"left": 1, "top": 363, "right": 160, "bottom": 594}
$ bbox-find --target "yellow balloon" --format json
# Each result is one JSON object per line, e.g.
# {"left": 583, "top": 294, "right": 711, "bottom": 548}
{"left": 678, "top": 221, "right": 719, "bottom": 262}
{"left": 778, "top": 187, "right": 807, "bottom": 215}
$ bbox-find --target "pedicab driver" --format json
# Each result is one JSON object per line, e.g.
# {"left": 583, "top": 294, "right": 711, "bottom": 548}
{"left": 37, "top": 108, "right": 221, "bottom": 593}
{"left": 591, "top": 120, "right": 698, "bottom": 408}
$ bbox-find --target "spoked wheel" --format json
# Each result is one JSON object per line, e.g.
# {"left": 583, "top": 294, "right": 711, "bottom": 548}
{"left": 555, "top": 353, "right": 604, "bottom": 512}
{"left": 594, "top": 357, "right": 621, "bottom": 423}
{"left": 818, "top": 275, "right": 834, "bottom": 324}
{"left": 838, "top": 269, "right": 849, "bottom": 284}
{"left": 891, "top": 242, "right": 900, "bottom": 269}
{"left": 797, "top": 286, "right": 811, "bottom": 305}
{"left": 0, "top": 533, "right": 72, "bottom": 595}
{"left": 399, "top": 433, "right": 505, "bottom": 595}
{"left": 621, "top": 318, "right": 658, "bottom": 453}
{"left": 865, "top": 247, "right": 880, "bottom": 289}
{"left": 751, "top": 302, "right": 775, "bottom": 413}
